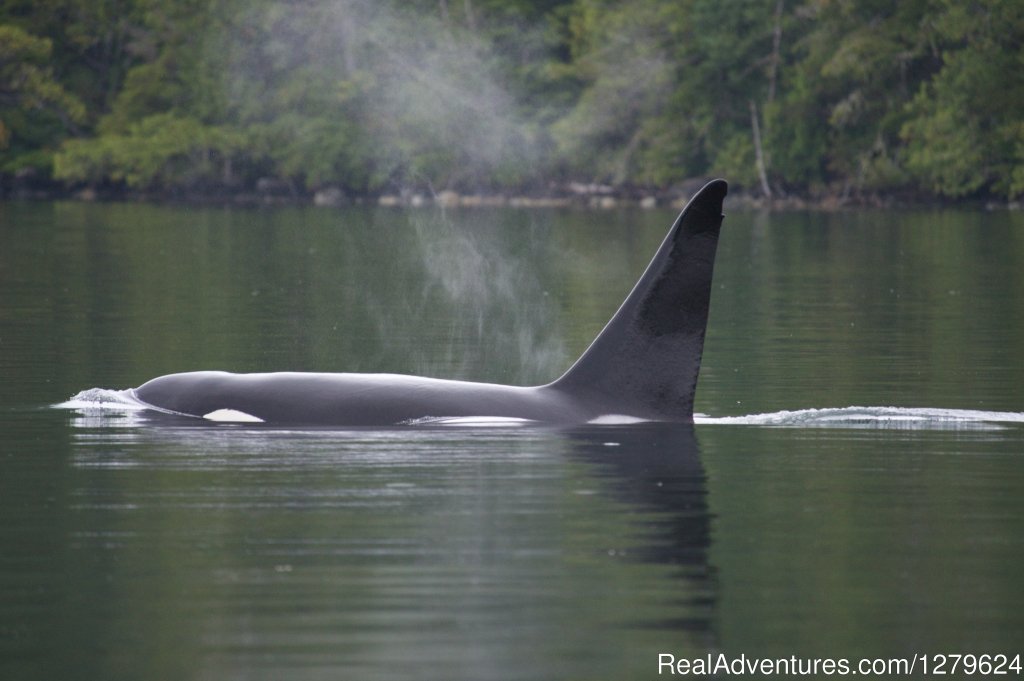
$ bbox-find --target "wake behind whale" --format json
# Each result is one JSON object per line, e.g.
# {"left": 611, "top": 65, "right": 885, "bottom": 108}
{"left": 696, "top": 406, "right": 1024, "bottom": 431}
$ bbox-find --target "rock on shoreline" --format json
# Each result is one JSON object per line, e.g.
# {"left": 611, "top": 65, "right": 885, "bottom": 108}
{"left": 3, "top": 177, "right": 1009, "bottom": 211}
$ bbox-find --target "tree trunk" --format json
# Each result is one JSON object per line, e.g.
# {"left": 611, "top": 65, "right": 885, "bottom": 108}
{"left": 749, "top": 100, "right": 772, "bottom": 200}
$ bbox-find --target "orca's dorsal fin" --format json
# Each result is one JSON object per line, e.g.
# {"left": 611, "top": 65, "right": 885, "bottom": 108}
{"left": 550, "top": 179, "right": 727, "bottom": 421}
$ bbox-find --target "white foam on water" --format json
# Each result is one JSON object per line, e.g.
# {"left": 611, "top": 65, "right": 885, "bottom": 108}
{"left": 695, "top": 406, "right": 1024, "bottom": 430}
{"left": 54, "top": 388, "right": 149, "bottom": 412}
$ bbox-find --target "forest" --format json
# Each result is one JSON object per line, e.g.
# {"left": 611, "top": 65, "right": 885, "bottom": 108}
{"left": 1, "top": 0, "right": 1022, "bottom": 203}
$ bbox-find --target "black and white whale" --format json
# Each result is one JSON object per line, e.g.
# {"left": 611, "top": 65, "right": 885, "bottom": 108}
{"left": 132, "top": 179, "right": 728, "bottom": 425}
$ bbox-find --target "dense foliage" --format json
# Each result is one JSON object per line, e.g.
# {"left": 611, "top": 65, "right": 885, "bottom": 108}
{"left": 1, "top": 0, "right": 1022, "bottom": 200}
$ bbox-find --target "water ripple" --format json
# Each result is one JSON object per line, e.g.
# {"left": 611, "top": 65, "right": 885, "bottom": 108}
{"left": 696, "top": 406, "right": 1024, "bottom": 430}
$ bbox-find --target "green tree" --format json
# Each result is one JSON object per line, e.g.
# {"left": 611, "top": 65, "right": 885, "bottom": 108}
{"left": 901, "top": 0, "right": 1024, "bottom": 198}
{"left": 0, "top": 23, "right": 84, "bottom": 170}
{"left": 549, "top": 0, "right": 694, "bottom": 186}
{"left": 686, "top": 0, "right": 796, "bottom": 192}
{"left": 55, "top": 0, "right": 252, "bottom": 190}
{"left": 766, "top": 0, "right": 941, "bottom": 196}
{"left": 55, "top": 113, "right": 247, "bottom": 190}
{"left": 549, "top": 0, "right": 799, "bottom": 192}
{"left": 17, "top": 0, "right": 1024, "bottom": 200}
{"left": 56, "top": 0, "right": 572, "bottom": 194}
{"left": 1, "top": 0, "right": 142, "bottom": 114}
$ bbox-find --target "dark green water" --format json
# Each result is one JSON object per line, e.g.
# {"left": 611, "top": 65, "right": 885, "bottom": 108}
{"left": 1, "top": 200, "right": 1022, "bottom": 680}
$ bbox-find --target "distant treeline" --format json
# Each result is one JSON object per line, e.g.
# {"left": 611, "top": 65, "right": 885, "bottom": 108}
{"left": 2, "top": 0, "right": 1022, "bottom": 201}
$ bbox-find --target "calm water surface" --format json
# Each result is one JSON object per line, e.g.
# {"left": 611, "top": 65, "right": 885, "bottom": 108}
{"left": 1, "top": 200, "right": 1022, "bottom": 680}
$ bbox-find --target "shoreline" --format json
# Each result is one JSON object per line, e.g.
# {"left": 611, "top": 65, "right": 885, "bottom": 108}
{"left": 2, "top": 181, "right": 1018, "bottom": 212}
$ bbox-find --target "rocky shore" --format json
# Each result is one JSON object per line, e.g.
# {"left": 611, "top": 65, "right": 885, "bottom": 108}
{"left": 3, "top": 174, "right": 1017, "bottom": 211}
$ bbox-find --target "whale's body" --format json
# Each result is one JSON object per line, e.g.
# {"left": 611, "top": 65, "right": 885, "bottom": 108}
{"left": 135, "top": 372, "right": 588, "bottom": 425}
{"left": 134, "top": 180, "right": 728, "bottom": 425}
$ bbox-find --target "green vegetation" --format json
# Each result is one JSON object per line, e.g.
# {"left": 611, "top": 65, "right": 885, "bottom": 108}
{"left": 2, "top": 0, "right": 1022, "bottom": 200}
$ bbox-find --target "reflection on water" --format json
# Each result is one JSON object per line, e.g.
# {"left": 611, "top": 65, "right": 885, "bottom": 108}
{"left": 564, "top": 425, "right": 714, "bottom": 633}
{"left": 14, "top": 414, "right": 717, "bottom": 681}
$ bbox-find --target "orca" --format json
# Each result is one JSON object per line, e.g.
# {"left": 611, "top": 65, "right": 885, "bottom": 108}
{"left": 133, "top": 179, "right": 727, "bottom": 425}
